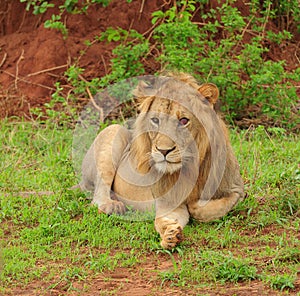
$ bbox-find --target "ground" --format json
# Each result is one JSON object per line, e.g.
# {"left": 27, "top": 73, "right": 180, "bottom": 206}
{"left": 5, "top": 258, "right": 300, "bottom": 295}
{"left": 0, "top": 0, "right": 299, "bottom": 119}
{"left": 2, "top": 199, "right": 300, "bottom": 296}
{"left": 5, "top": 247, "right": 300, "bottom": 296}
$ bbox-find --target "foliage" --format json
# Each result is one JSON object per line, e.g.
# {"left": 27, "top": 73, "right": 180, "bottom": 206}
{"left": 150, "top": 0, "right": 299, "bottom": 128}
{"left": 20, "top": 0, "right": 299, "bottom": 130}
{"left": 20, "top": 0, "right": 113, "bottom": 36}
{"left": 266, "top": 274, "right": 296, "bottom": 291}
{"left": 98, "top": 28, "right": 149, "bottom": 82}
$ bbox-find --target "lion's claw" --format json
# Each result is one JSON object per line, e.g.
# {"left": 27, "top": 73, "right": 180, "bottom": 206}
{"left": 98, "top": 200, "right": 126, "bottom": 215}
{"left": 161, "top": 225, "right": 183, "bottom": 249}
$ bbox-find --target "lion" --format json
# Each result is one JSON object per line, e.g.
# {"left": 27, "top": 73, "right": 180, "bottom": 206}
{"left": 79, "top": 73, "right": 244, "bottom": 249}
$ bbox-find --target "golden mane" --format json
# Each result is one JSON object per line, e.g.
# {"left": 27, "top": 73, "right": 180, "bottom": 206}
{"left": 129, "top": 73, "right": 221, "bottom": 198}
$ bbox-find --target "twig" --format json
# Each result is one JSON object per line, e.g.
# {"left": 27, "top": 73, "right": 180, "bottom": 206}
{"left": 3, "top": 70, "right": 55, "bottom": 91}
{"left": 0, "top": 94, "right": 19, "bottom": 98}
{"left": 139, "top": 0, "right": 146, "bottom": 20}
{"left": 143, "top": 22, "right": 161, "bottom": 41}
{"left": 124, "top": 18, "right": 135, "bottom": 44}
{"left": 179, "top": 0, "right": 187, "bottom": 17}
{"left": 86, "top": 86, "right": 104, "bottom": 122}
{"left": 26, "top": 64, "right": 68, "bottom": 77}
{"left": 193, "top": 22, "right": 259, "bottom": 38}
{"left": 261, "top": 2, "right": 271, "bottom": 38}
{"left": 17, "top": 5, "right": 27, "bottom": 33}
{"left": 15, "top": 49, "right": 25, "bottom": 89}
{"left": 232, "top": 15, "right": 255, "bottom": 53}
{"left": 0, "top": 52, "right": 7, "bottom": 68}
{"left": 294, "top": 41, "right": 300, "bottom": 64}
{"left": 77, "top": 74, "right": 104, "bottom": 119}
{"left": 101, "top": 55, "right": 107, "bottom": 75}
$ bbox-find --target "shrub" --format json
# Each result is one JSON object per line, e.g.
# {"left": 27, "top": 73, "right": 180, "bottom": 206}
{"left": 21, "top": 0, "right": 300, "bottom": 130}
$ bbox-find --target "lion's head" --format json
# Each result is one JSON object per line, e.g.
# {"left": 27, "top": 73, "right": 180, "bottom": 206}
{"left": 130, "top": 73, "right": 224, "bottom": 178}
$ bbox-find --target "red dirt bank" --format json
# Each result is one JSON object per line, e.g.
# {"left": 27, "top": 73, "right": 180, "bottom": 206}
{"left": 0, "top": 0, "right": 299, "bottom": 119}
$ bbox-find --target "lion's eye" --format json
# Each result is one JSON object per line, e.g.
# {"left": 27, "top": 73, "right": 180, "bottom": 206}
{"left": 179, "top": 117, "right": 189, "bottom": 126}
{"left": 151, "top": 117, "right": 159, "bottom": 125}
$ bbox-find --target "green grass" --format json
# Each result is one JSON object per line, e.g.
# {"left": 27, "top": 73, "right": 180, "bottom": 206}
{"left": 0, "top": 120, "right": 299, "bottom": 294}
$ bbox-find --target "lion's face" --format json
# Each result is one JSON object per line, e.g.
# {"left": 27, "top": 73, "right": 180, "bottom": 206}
{"left": 131, "top": 75, "right": 219, "bottom": 175}
{"left": 145, "top": 98, "right": 199, "bottom": 174}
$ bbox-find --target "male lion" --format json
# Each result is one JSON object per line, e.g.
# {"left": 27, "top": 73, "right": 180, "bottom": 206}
{"left": 80, "top": 73, "right": 244, "bottom": 249}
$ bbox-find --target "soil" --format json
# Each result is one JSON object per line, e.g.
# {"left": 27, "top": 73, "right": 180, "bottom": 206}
{"left": 0, "top": 0, "right": 299, "bottom": 119}
{"left": 0, "top": 0, "right": 163, "bottom": 118}
{"left": 5, "top": 248, "right": 300, "bottom": 296}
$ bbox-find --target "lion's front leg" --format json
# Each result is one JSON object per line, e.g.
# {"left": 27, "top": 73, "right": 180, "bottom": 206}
{"left": 93, "top": 177, "right": 126, "bottom": 215}
{"left": 154, "top": 203, "right": 189, "bottom": 249}
{"left": 81, "top": 124, "right": 131, "bottom": 215}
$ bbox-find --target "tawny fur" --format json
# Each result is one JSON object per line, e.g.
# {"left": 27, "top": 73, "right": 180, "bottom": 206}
{"left": 80, "top": 73, "right": 244, "bottom": 249}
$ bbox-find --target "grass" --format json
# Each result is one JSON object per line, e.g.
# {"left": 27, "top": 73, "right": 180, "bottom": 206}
{"left": 0, "top": 119, "right": 299, "bottom": 294}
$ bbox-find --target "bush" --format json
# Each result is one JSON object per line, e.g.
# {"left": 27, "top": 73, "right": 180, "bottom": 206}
{"left": 21, "top": 0, "right": 300, "bottom": 130}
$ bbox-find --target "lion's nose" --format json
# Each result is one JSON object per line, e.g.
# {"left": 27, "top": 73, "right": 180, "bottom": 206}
{"left": 157, "top": 146, "right": 176, "bottom": 156}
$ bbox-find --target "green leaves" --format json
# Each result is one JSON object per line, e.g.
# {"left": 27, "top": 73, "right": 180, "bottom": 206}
{"left": 21, "top": 0, "right": 300, "bottom": 129}
{"left": 99, "top": 27, "right": 142, "bottom": 42}
{"left": 149, "top": 1, "right": 300, "bottom": 129}
{"left": 20, "top": 0, "right": 54, "bottom": 14}
{"left": 21, "top": 0, "right": 113, "bottom": 38}
{"left": 267, "top": 274, "right": 296, "bottom": 291}
{"left": 151, "top": 10, "right": 165, "bottom": 25}
{"left": 44, "top": 14, "right": 68, "bottom": 37}
{"left": 219, "top": 4, "right": 246, "bottom": 32}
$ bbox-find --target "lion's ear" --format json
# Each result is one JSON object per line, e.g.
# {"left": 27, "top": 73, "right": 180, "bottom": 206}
{"left": 198, "top": 83, "right": 219, "bottom": 106}
{"left": 133, "top": 80, "right": 155, "bottom": 98}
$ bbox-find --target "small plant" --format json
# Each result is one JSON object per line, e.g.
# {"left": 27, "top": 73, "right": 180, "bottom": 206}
{"left": 96, "top": 27, "right": 149, "bottom": 83}
{"left": 20, "top": 0, "right": 54, "bottom": 14}
{"left": 266, "top": 274, "right": 296, "bottom": 291}
{"left": 31, "top": 80, "right": 77, "bottom": 126}
{"left": 196, "top": 250, "right": 258, "bottom": 283}
{"left": 20, "top": 0, "right": 113, "bottom": 37}
{"left": 44, "top": 14, "right": 68, "bottom": 37}
{"left": 216, "top": 254, "right": 258, "bottom": 283}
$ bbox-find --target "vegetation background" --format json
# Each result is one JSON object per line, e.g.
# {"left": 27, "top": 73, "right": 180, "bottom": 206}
{"left": 0, "top": 0, "right": 299, "bottom": 295}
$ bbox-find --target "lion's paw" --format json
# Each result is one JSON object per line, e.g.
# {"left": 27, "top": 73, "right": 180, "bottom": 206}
{"left": 98, "top": 200, "right": 126, "bottom": 215}
{"left": 161, "top": 224, "right": 183, "bottom": 249}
